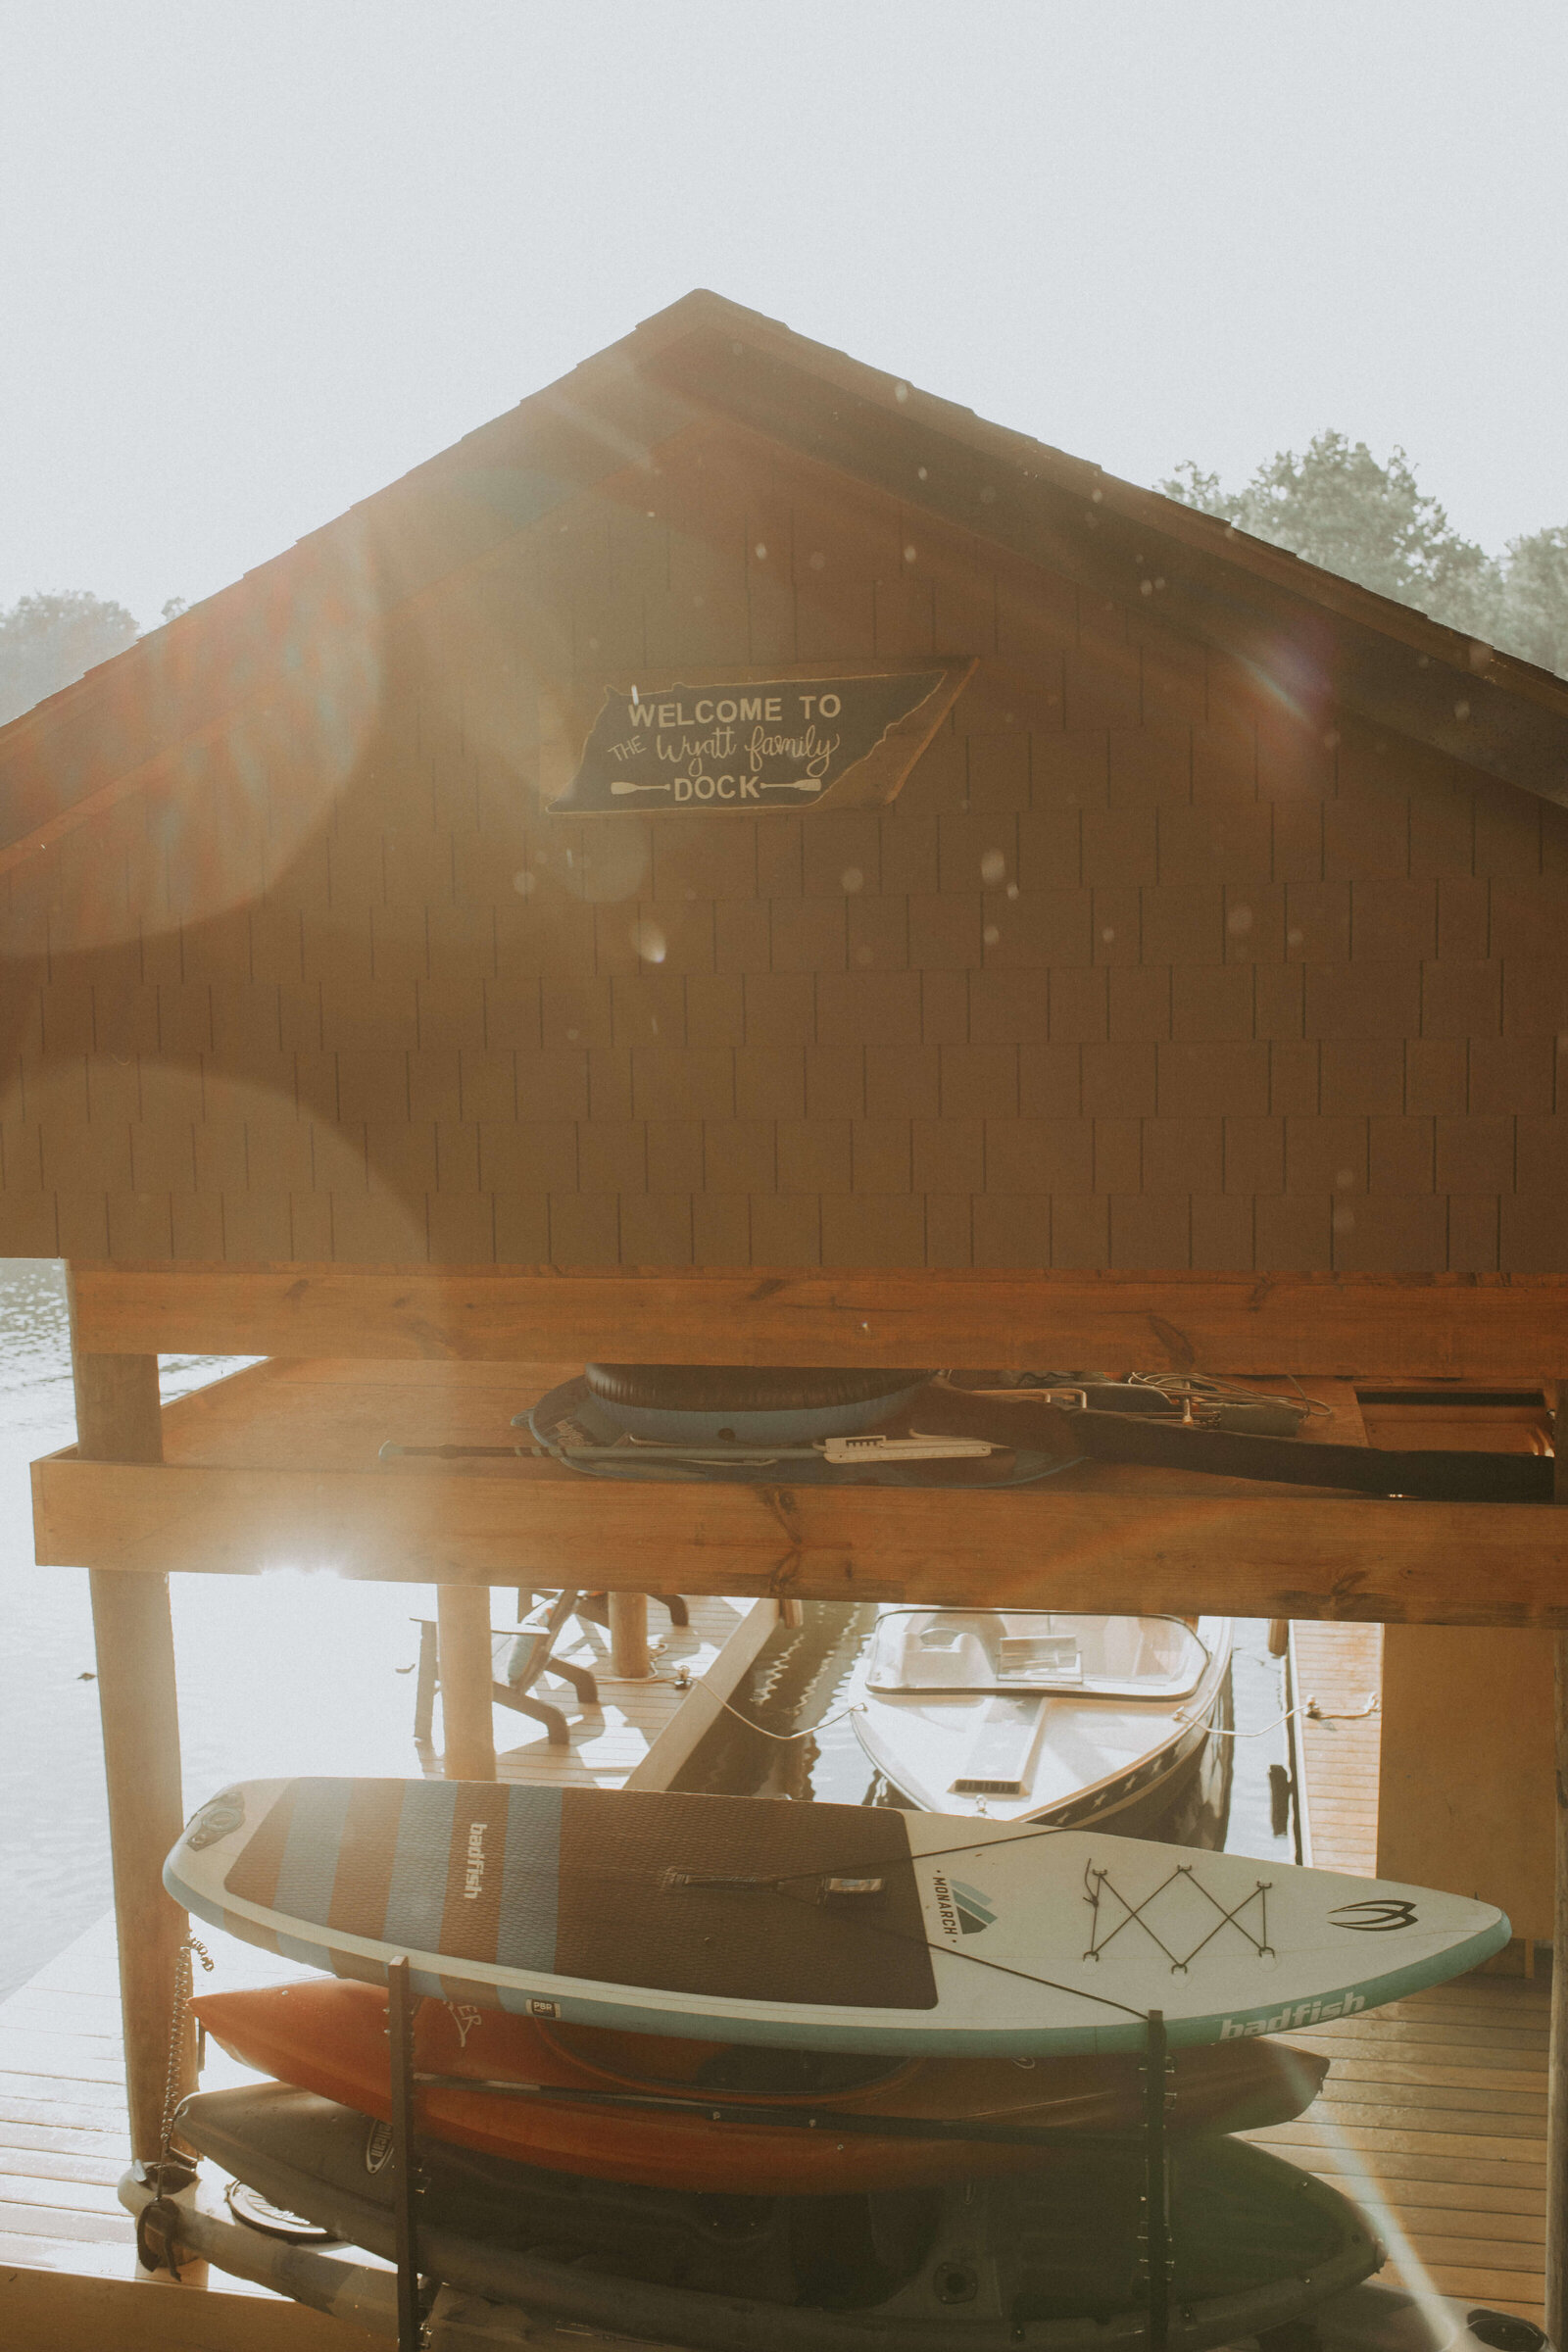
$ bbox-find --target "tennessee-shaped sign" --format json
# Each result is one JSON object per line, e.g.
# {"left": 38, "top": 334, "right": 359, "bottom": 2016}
{"left": 548, "top": 661, "right": 974, "bottom": 815}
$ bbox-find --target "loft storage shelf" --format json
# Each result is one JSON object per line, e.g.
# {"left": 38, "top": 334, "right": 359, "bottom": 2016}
{"left": 31, "top": 1351, "right": 1568, "bottom": 1622}
{"left": 66, "top": 1262, "right": 1568, "bottom": 1380}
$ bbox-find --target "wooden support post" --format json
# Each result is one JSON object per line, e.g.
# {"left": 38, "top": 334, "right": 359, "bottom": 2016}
{"left": 435, "top": 1585, "right": 496, "bottom": 1782}
{"left": 386, "top": 1956, "right": 422, "bottom": 2352}
{"left": 609, "top": 1590, "right": 651, "bottom": 1679}
{"left": 1548, "top": 1380, "right": 1568, "bottom": 2351}
{"left": 70, "top": 1324, "right": 194, "bottom": 2172}
{"left": 412, "top": 1618, "right": 438, "bottom": 1745}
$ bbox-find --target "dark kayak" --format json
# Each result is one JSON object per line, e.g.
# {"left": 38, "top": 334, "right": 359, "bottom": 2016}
{"left": 176, "top": 2080, "right": 1381, "bottom": 2352}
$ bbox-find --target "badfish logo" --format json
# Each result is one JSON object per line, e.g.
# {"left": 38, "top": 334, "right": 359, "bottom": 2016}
{"left": 1329, "top": 1899, "right": 1417, "bottom": 1933}
{"left": 1221, "top": 1991, "right": 1366, "bottom": 2036}
{"left": 949, "top": 1879, "right": 998, "bottom": 1936}
{"left": 463, "top": 1821, "right": 486, "bottom": 1901}
{"left": 365, "top": 2121, "right": 394, "bottom": 2175}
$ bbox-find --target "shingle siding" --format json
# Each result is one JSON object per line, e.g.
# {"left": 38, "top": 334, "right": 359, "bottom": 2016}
{"left": 2, "top": 422, "right": 1565, "bottom": 1271}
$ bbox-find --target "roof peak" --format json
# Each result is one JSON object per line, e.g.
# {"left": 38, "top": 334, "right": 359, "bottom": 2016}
{"left": 3, "top": 287, "right": 1566, "bottom": 828}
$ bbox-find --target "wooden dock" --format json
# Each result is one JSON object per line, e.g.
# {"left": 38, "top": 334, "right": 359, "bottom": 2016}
{"left": 1240, "top": 1618, "right": 1549, "bottom": 2328}
{"left": 1251, "top": 1970, "right": 1549, "bottom": 2328}
{"left": 1291, "top": 1618, "right": 1384, "bottom": 1876}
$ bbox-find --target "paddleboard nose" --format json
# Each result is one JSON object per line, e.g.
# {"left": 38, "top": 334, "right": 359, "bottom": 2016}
{"left": 164, "top": 1779, "right": 285, "bottom": 1915}
{"left": 182, "top": 1786, "right": 248, "bottom": 1851}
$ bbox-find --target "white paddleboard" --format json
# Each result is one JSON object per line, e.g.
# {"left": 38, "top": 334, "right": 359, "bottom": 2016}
{"left": 168, "top": 1779, "right": 1507, "bottom": 2055}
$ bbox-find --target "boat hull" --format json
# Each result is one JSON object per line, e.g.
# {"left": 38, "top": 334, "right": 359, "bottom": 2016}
{"left": 195, "top": 1978, "right": 1329, "bottom": 2192}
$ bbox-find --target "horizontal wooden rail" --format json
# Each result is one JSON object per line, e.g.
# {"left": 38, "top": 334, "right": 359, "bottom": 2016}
{"left": 4, "top": 2261, "right": 382, "bottom": 2352}
{"left": 66, "top": 1262, "right": 1568, "bottom": 1379}
{"left": 31, "top": 1454, "right": 1568, "bottom": 1625}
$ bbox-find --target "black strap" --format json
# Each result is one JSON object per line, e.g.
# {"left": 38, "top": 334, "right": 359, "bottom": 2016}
{"left": 413, "top": 2068, "right": 1152, "bottom": 2146}
{"left": 1070, "top": 1409, "right": 1551, "bottom": 1498}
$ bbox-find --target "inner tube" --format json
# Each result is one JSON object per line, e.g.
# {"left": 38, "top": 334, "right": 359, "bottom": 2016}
{"left": 583, "top": 1365, "right": 930, "bottom": 1446}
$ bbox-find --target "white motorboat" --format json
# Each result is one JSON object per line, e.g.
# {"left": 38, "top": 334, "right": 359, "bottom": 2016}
{"left": 851, "top": 1609, "right": 1233, "bottom": 1831}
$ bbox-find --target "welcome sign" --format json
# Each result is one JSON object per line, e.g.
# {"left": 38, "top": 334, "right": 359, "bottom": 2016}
{"left": 548, "top": 662, "right": 973, "bottom": 815}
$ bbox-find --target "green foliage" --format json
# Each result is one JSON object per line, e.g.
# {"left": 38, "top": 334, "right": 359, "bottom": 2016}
{"left": 1494, "top": 526, "right": 1568, "bottom": 678}
{"left": 1160, "top": 435, "right": 1568, "bottom": 678}
{"left": 0, "top": 589, "right": 141, "bottom": 727}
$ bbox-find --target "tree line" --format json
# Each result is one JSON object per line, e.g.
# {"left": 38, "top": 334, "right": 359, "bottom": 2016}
{"left": 1161, "top": 432, "right": 1568, "bottom": 678}
{"left": 0, "top": 590, "right": 185, "bottom": 729}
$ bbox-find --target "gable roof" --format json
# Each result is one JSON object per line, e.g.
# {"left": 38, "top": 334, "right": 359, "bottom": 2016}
{"left": 630, "top": 294, "right": 1568, "bottom": 804}
{"left": 4, "top": 286, "right": 1566, "bottom": 878}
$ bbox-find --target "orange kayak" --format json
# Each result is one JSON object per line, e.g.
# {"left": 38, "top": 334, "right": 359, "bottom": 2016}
{"left": 197, "top": 1979, "right": 1328, "bottom": 2195}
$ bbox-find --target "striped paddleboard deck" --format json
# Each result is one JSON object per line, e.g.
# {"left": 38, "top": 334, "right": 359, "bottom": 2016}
{"left": 167, "top": 1779, "right": 1509, "bottom": 2056}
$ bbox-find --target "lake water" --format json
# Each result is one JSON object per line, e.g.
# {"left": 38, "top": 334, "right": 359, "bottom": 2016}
{"left": 0, "top": 1259, "right": 439, "bottom": 2001}
{"left": 0, "top": 1259, "right": 1298, "bottom": 2002}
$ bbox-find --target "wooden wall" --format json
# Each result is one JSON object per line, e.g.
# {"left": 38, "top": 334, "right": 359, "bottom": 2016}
{"left": 1378, "top": 1626, "right": 1555, "bottom": 1943}
{"left": 2, "top": 414, "right": 1566, "bottom": 1270}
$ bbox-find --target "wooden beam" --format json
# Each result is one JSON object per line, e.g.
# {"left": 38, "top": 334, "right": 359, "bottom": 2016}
{"left": 1547, "top": 1379, "right": 1567, "bottom": 2352}
{"left": 0, "top": 2262, "right": 383, "bottom": 2352}
{"left": 65, "top": 1262, "right": 1568, "bottom": 1380}
{"left": 435, "top": 1585, "right": 497, "bottom": 1782}
{"left": 31, "top": 1453, "right": 1568, "bottom": 1625}
{"left": 71, "top": 1323, "right": 194, "bottom": 2173}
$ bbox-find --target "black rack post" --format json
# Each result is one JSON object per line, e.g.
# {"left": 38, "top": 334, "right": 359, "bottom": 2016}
{"left": 1141, "top": 2007, "right": 1171, "bottom": 2352}
{"left": 387, "top": 1956, "right": 421, "bottom": 2352}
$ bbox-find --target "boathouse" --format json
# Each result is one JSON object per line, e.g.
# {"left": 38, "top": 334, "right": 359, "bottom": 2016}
{"left": 1, "top": 292, "right": 1565, "bottom": 2344}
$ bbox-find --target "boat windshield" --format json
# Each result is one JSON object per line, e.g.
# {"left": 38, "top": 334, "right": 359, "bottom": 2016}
{"left": 863, "top": 1611, "right": 1209, "bottom": 1699}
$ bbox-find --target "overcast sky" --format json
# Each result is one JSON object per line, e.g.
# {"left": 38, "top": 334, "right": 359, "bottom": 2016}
{"left": 2, "top": 1, "right": 1564, "bottom": 626}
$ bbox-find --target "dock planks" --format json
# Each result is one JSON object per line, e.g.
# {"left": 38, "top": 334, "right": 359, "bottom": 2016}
{"left": 1291, "top": 1618, "right": 1383, "bottom": 1874}
{"left": 1250, "top": 1976, "right": 1549, "bottom": 2325}
{"left": 1239, "top": 1620, "right": 1549, "bottom": 2325}
{"left": 483, "top": 1592, "right": 753, "bottom": 1791}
